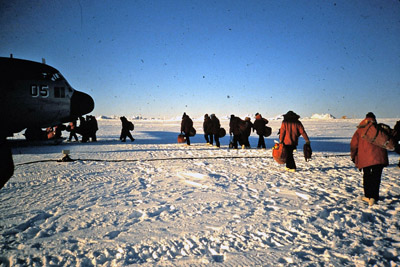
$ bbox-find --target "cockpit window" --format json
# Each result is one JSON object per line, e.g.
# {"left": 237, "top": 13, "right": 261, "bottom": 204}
{"left": 39, "top": 72, "right": 63, "bottom": 81}
{"left": 51, "top": 73, "right": 61, "bottom": 81}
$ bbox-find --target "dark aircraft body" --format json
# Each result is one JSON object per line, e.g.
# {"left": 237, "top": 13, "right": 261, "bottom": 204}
{"left": 0, "top": 56, "right": 94, "bottom": 139}
{"left": 0, "top": 56, "right": 95, "bottom": 189}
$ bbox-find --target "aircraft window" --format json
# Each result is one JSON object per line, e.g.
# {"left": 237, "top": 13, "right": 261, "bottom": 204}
{"left": 51, "top": 73, "right": 61, "bottom": 81}
{"left": 54, "top": 87, "right": 65, "bottom": 98}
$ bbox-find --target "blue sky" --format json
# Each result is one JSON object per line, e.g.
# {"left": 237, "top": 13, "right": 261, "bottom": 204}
{"left": 1, "top": 0, "right": 399, "bottom": 119}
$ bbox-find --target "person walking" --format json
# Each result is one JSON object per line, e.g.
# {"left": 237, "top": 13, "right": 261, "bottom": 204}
{"left": 350, "top": 112, "right": 389, "bottom": 206}
{"left": 210, "top": 114, "right": 221, "bottom": 148}
{"left": 203, "top": 114, "right": 213, "bottom": 145}
{"left": 253, "top": 113, "right": 269, "bottom": 149}
{"left": 68, "top": 120, "right": 79, "bottom": 142}
{"left": 241, "top": 117, "right": 252, "bottom": 149}
{"left": 229, "top": 115, "right": 243, "bottom": 149}
{"left": 279, "top": 111, "right": 310, "bottom": 172}
{"left": 181, "top": 113, "right": 193, "bottom": 146}
{"left": 120, "top": 116, "right": 135, "bottom": 142}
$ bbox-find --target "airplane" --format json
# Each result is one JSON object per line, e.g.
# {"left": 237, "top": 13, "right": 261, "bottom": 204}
{"left": 0, "top": 55, "right": 95, "bottom": 189}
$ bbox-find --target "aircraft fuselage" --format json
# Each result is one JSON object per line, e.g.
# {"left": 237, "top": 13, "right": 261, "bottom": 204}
{"left": 0, "top": 57, "right": 94, "bottom": 138}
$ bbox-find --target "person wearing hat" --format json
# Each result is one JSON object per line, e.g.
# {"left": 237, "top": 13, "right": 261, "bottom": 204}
{"left": 350, "top": 112, "right": 389, "bottom": 206}
{"left": 279, "top": 111, "right": 310, "bottom": 172}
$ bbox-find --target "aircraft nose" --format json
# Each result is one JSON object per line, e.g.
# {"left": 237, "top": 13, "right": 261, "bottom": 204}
{"left": 70, "top": 90, "right": 95, "bottom": 117}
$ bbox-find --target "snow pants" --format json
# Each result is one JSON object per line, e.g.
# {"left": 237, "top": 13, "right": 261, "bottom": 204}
{"left": 213, "top": 134, "right": 220, "bottom": 148}
{"left": 120, "top": 129, "right": 134, "bottom": 142}
{"left": 362, "top": 165, "right": 383, "bottom": 201}
{"left": 204, "top": 133, "right": 213, "bottom": 144}
{"left": 257, "top": 135, "right": 265, "bottom": 148}
{"left": 285, "top": 145, "right": 297, "bottom": 170}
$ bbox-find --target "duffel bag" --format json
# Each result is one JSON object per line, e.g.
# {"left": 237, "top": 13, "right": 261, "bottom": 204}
{"left": 362, "top": 122, "right": 395, "bottom": 151}
{"left": 272, "top": 143, "right": 286, "bottom": 164}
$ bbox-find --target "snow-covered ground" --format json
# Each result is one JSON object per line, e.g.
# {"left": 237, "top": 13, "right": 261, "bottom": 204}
{"left": 1, "top": 118, "right": 400, "bottom": 266}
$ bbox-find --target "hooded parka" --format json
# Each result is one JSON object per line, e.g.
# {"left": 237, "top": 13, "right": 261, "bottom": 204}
{"left": 350, "top": 118, "right": 389, "bottom": 170}
{"left": 279, "top": 111, "right": 310, "bottom": 146}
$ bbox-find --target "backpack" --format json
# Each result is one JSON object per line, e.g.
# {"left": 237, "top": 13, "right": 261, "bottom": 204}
{"left": 362, "top": 122, "right": 395, "bottom": 151}
{"left": 128, "top": 121, "right": 134, "bottom": 131}
{"left": 189, "top": 127, "right": 196, "bottom": 137}
{"left": 303, "top": 143, "right": 312, "bottom": 162}
{"left": 272, "top": 143, "right": 287, "bottom": 164}
{"left": 219, "top": 128, "right": 226, "bottom": 138}
{"left": 264, "top": 126, "right": 272, "bottom": 137}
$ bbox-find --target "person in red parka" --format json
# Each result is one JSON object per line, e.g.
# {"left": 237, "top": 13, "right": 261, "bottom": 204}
{"left": 350, "top": 112, "right": 388, "bottom": 206}
{"left": 279, "top": 111, "right": 310, "bottom": 172}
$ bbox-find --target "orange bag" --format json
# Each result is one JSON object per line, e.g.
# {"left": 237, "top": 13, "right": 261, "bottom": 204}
{"left": 272, "top": 143, "right": 287, "bottom": 164}
{"left": 177, "top": 134, "right": 186, "bottom": 143}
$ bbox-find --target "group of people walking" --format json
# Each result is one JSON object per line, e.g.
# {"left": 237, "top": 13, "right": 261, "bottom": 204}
{"left": 229, "top": 113, "right": 270, "bottom": 150}
{"left": 202, "top": 114, "right": 221, "bottom": 147}
{"left": 66, "top": 115, "right": 98, "bottom": 143}
{"left": 185, "top": 110, "right": 399, "bottom": 206}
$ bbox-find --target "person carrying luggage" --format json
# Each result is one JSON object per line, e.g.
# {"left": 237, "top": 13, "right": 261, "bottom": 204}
{"left": 350, "top": 112, "right": 389, "bottom": 206}
{"left": 181, "top": 113, "right": 193, "bottom": 146}
{"left": 210, "top": 114, "right": 221, "bottom": 148}
{"left": 279, "top": 111, "right": 310, "bottom": 172}
{"left": 120, "top": 116, "right": 135, "bottom": 142}
{"left": 203, "top": 114, "right": 213, "bottom": 145}
{"left": 253, "top": 113, "right": 269, "bottom": 149}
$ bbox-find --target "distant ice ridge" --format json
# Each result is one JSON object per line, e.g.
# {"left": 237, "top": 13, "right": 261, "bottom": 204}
{"left": 95, "top": 113, "right": 337, "bottom": 121}
{"left": 310, "top": 113, "right": 336, "bottom": 120}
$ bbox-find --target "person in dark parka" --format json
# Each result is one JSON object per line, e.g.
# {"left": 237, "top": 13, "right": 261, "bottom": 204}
{"left": 181, "top": 113, "right": 193, "bottom": 145}
{"left": 210, "top": 114, "right": 221, "bottom": 148}
{"left": 120, "top": 116, "right": 135, "bottom": 142}
{"left": 78, "top": 116, "right": 89, "bottom": 142}
{"left": 350, "top": 112, "right": 389, "bottom": 206}
{"left": 203, "top": 114, "right": 213, "bottom": 145}
{"left": 87, "top": 115, "right": 98, "bottom": 142}
{"left": 241, "top": 117, "right": 253, "bottom": 149}
{"left": 229, "top": 115, "right": 242, "bottom": 149}
{"left": 253, "top": 113, "right": 269, "bottom": 149}
{"left": 279, "top": 111, "right": 310, "bottom": 172}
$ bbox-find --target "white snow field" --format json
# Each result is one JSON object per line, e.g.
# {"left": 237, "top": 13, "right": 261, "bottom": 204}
{"left": 1, "top": 118, "right": 400, "bottom": 266}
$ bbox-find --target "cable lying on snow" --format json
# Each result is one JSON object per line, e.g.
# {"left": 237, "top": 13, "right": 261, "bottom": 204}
{"left": 15, "top": 153, "right": 350, "bottom": 167}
